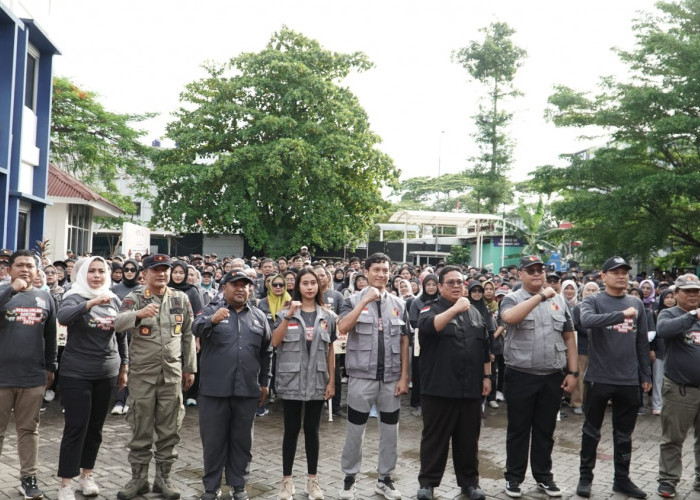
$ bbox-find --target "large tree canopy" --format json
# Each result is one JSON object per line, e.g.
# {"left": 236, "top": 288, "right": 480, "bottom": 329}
{"left": 50, "top": 77, "right": 153, "bottom": 211}
{"left": 532, "top": 0, "right": 700, "bottom": 264}
{"left": 151, "top": 27, "right": 398, "bottom": 256}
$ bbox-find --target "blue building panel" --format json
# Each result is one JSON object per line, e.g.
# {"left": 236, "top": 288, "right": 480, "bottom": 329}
{"left": 0, "top": 1, "right": 59, "bottom": 251}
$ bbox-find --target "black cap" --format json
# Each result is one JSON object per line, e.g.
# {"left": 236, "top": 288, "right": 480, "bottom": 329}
{"left": 201, "top": 269, "right": 213, "bottom": 276}
{"left": 546, "top": 273, "right": 561, "bottom": 281}
{"left": 221, "top": 270, "right": 253, "bottom": 285}
{"left": 602, "top": 256, "right": 631, "bottom": 272}
{"left": 0, "top": 249, "right": 12, "bottom": 258}
{"left": 518, "top": 255, "right": 544, "bottom": 269}
{"left": 468, "top": 280, "right": 484, "bottom": 291}
{"left": 142, "top": 254, "right": 171, "bottom": 269}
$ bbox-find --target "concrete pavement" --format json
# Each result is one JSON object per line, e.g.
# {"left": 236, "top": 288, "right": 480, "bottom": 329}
{"left": 0, "top": 390, "right": 695, "bottom": 499}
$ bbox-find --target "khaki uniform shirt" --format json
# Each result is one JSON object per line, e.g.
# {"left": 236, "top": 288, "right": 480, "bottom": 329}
{"left": 115, "top": 287, "right": 196, "bottom": 384}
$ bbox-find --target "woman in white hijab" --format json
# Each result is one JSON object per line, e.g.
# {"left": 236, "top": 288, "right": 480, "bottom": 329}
{"left": 56, "top": 257, "right": 128, "bottom": 500}
{"left": 560, "top": 279, "right": 579, "bottom": 311}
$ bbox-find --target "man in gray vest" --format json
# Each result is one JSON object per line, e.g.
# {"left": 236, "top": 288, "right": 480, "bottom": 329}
{"left": 337, "top": 253, "right": 410, "bottom": 500}
{"left": 500, "top": 255, "right": 578, "bottom": 499}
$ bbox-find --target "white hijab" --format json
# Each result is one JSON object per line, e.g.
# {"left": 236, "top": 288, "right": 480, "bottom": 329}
{"left": 63, "top": 256, "right": 116, "bottom": 300}
{"left": 560, "top": 279, "right": 578, "bottom": 309}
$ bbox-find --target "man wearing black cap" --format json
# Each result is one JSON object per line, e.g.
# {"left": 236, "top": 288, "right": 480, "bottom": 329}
{"left": 114, "top": 254, "right": 197, "bottom": 500}
{"left": 192, "top": 270, "right": 273, "bottom": 500}
{"left": 546, "top": 273, "right": 561, "bottom": 293}
{"left": 576, "top": 256, "right": 650, "bottom": 499}
{"left": 656, "top": 273, "right": 700, "bottom": 498}
{"left": 499, "top": 255, "right": 578, "bottom": 498}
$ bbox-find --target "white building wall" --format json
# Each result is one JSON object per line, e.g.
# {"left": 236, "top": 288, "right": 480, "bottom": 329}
{"left": 43, "top": 201, "right": 68, "bottom": 261}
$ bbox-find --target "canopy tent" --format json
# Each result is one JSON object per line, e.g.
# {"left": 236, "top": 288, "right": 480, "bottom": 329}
{"left": 388, "top": 210, "right": 506, "bottom": 266}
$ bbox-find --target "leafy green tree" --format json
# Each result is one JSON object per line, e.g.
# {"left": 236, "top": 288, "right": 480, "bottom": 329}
{"left": 513, "top": 197, "right": 560, "bottom": 256}
{"left": 391, "top": 173, "right": 477, "bottom": 212}
{"left": 447, "top": 244, "right": 471, "bottom": 266}
{"left": 533, "top": 0, "right": 700, "bottom": 263}
{"left": 50, "top": 77, "right": 153, "bottom": 213}
{"left": 454, "top": 22, "right": 527, "bottom": 213}
{"left": 152, "top": 27, "right": 398, "bottom": 256}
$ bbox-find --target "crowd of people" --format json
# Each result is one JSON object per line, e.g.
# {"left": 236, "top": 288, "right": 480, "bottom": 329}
{"left": 0, "top": 246, "right": 698, "bottom": 500}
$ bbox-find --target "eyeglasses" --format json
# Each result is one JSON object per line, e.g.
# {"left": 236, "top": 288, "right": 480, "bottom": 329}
{"left": 471, "top": 289, "right": 484, "bottom": 294}
{"left": 523, "top": 267, "right": 545, "bottom": 275}
{"left": 124, "top": 268, "right": 137, "bottom": 273}
{"left": 443, "top": 279, "right": 464, "bottom": 287}
{"left": 271, "top": 283, "right": 285, "bottom": 288}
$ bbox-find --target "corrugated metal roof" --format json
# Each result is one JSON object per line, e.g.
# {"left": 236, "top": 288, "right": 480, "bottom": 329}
{"left": 47, "top": 164, "right": 123, "bottom": 214}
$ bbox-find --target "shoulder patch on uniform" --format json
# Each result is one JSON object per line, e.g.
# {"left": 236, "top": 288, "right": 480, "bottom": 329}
{"left": 121, "top": 299, "right": 135, "bottom": 311}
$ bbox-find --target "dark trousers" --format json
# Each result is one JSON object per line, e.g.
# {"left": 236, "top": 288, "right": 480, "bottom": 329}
{"left": 57, "top": 375, "right": 115, "bottom": 478}
{"left": 580, "top": 382, "right": 640, "bottom": 481}
{"left": 488, "top": 355, "right": 505, "bottom": 401}
{"left": 504, "top": 368, "right": 563, "bottom": 484}
{"left": 184, "top": 351, "right": 201, "bottom": 401}
{"left": 418, "top": 394, "right": 481, "bottom": 488}
{"left": 199, "top": 395, "right": 258, "bottom": 491}
{"left": 410, "top": 355, "right": 421, "bottom": 408}
{"left": 282, "top": 399, "right": 325, "bottom": 476}
{"left": 332, "top": 354, "right": 344, "bottom": 412}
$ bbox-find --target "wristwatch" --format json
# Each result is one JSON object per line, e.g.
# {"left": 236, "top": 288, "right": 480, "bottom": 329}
{"left": 566, "top": 370, "right": 579, "bottom": 377}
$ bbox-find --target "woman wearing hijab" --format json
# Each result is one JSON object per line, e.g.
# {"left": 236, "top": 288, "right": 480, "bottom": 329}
{"left": 169, "top": 261, "right": 203, "bottom": 315}
{"left": 55, "top": 257, "right": 128, "bottom": 500}
{"left": 259, "top": 274, "right": 292, "bottom": 328}
{"left": 570, "top": 281, "right": 600, "bottom": 415}
{"left": 110, "top": 259, "right": 142, "bottom": 415}
{"left": 257, "top": 274, "right": 293, "bottom": 417}
{"left": 332, "top": 268, "right": 346, "bottom": 292}
{"left": 169, "top": 261, "right": 203, "bottom": 407}
{"left": 110, "top": 262, "right": 123, "bottom": 285}
{"left": 651, "top": 288, "right": 675, "bottom": 415}
{"left": 560, "top": 280, "right": 579, "bottom": 311}
{"left": 467, "top": 281, "right": 497, "bottom": 410}
{"left": 639, "top": 278, "right": 657, "bottom": 312}
{"left": 408, "top": 274, "right": 439, "bottom": 417}
{"left": 399, "top": 279, "right": 416, "bottom": 311}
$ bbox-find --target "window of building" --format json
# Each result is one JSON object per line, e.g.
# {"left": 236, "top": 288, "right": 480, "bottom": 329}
{"left": 67, "top": 204, "right": 91, "bottom": 256}
{"left": 24, "top": 47, "right": 39, "bottom": 111}
{"left": 17, "top": 211, "right": 28, "bottom": 250}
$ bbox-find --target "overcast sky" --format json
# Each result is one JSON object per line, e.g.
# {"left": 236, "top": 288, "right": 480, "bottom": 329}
{"left": 41, "top": 0, "right": 659, "bottom": 183}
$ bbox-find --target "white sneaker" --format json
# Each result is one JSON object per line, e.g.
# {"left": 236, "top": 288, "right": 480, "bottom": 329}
{"left": 496, "top": 391, "right": 505, "bottom": 402}
{"left": 306, "top": 477, "right": 324, "bottom": 499}
{"left": 489, "top": 400, "right": 500, "bottom": 409}
{"left": 111, "top": 403, "right": 124, "bottom": 415}
{"left": 122, "top": 404, "right": 130, "bottom": 414}
{"left": 78, "top": 473, "right": 99, "bottom": 496}
{"left": 57, "top": 484, "right": 76, "bottom": 500}
{"left": 375, "top": 478, "right": 402, "bottom": 500}
{"left": 186, "top": 398, "right": 198, "bottom": 406}
{"left": 277, "top": 478, "right": 295, "bottom": 500}
{"left": 338, "top": 476, "right": 356, "bottom": 499}
{"left": 44, "top": 389, "right": 55, "bottom": 402}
